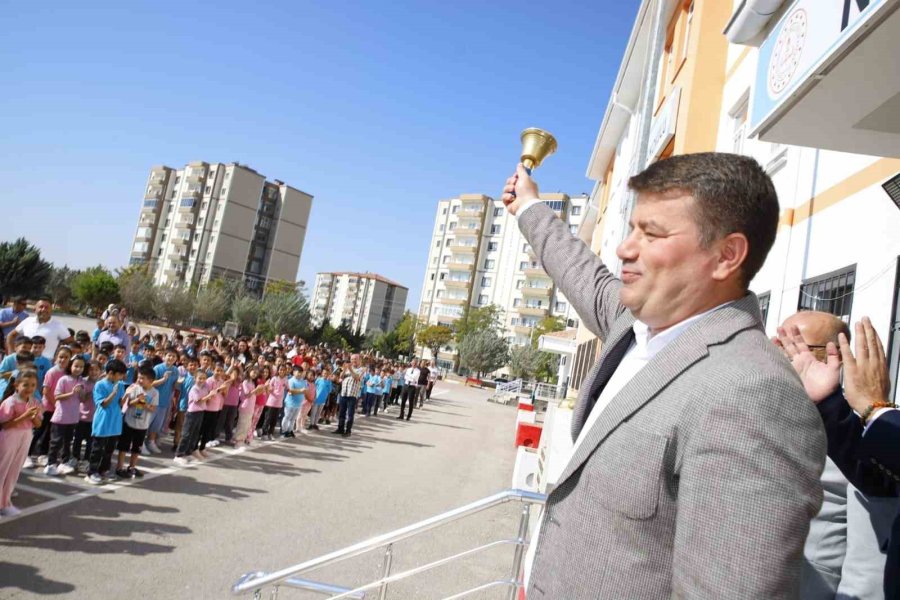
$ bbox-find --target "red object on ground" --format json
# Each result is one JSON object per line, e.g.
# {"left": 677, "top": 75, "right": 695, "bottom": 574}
{"left": 518, "top": 402, "right": 534, "bottom": 412}
{"left": 515, "top": 423, "right": 543, "bottom": 448}
{"left": 465, "top": 377, "right": 483, "bottom": 387}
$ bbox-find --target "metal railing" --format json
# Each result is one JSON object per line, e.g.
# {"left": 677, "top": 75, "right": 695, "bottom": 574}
{"left": 232, "top": 489, "right": 546, "bottom": 600}
{"left": 496, "top": 380, "right": 523, "bottom": 394}
{"left": 533, "top": 382, "right": 565, "bottom": 401}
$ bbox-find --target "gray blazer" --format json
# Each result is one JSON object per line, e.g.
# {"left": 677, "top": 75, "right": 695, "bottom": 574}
{"left": 519, "top": 203, "right": 826, "bottom": 599}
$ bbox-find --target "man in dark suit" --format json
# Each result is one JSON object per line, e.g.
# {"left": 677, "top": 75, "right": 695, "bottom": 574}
{"left": 777, "top": 317, "right": 898, "bottom": 598}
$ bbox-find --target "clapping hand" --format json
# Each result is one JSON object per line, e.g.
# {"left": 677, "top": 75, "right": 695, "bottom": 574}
{"left": 839, "top": 317, "right": 891, "bottom": 415}
{"left": 774, "top": 325, "right": 841, "bottom": 403}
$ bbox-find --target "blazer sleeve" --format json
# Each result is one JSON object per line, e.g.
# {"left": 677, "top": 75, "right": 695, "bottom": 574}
{"left": 672, "top": 374, "right": 826, "bottom": 598}
{"left": 817, "top": 392, "right": 897, "bottom": 497}
{"left": 517, "top": 202, "right": 625, "bottom": 340}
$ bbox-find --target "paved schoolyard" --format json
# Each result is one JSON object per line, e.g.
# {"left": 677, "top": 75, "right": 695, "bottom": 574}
{"left": 0, "top": 382, "right": 521, "bottom": 599}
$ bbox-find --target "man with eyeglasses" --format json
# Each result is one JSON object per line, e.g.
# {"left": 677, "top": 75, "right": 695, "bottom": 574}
{"left": 0, "top": 297, "right": 29, "bottom": 354}
{"left": 775, "top": 311, "right": 897, "bottom": 599}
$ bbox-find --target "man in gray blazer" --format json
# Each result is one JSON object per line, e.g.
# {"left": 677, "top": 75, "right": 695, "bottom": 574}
{"left": 502, "top": 153, "right": 826, "bottom": 599}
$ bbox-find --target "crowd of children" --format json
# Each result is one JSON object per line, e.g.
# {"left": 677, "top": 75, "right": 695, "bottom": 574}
{"left": 0, "top": 313, "right": 438, "bottom": 517}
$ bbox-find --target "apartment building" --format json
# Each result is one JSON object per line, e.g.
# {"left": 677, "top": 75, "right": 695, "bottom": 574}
{"left": 130, "top": 161, "right": 313, "bottom": 295}
{"left": 564, "top": 0, "right": 900, "bottom": 403}
{"left": 311, "top": 272, "right": 408, "bottom": 336}
{"left": 417, "top": 193, "right": 588, "bottom": 372}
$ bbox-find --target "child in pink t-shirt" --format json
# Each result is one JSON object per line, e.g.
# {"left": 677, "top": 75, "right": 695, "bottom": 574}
{"left": 235, "top": 366, "right": 265, "bottom": 446}
{"left": 174, "top": 369, "right": 214, "bottom": 463}
{"left": 73, "top": 360, "right": 99, "bottom": 469}
{"left": 260, "top": 364, "right": 288, "bottom": 440}
{"left": 199, "top": 363, "right": 229, "bottom": 453}
{"left": 249, "top": 366, "right": 271, "bottom": 442}
{"left": 45, "top": 355, "right": 88, "bottom": 476}
{"left": 30, "top": 347, "right": 72, "bottom": 463}
{"left": 0, "top": 370, "right": 43, "bottom": 515}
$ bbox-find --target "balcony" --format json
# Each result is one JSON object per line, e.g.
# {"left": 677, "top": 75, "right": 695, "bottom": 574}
{"left": 458, "top": 205, "right": 484, "bottom": 218}
{"left": 454, "top": 227, "right": 480, "bottom": 238}
{"left": 142, "top": 199, "right": 160, "bottom": 211}
{"left": 523, "top": 263, "right": 548, "bottom": 278}
{"left": 448, "top": 243, "right": 478, "bottom": 254}
{"left": 518, "top": 305, "right": 548, "bottom": 317}
{"left": 171, "top": 235, "right": 191, "bottom": 247}
{"left": 521, "top": 285, "right": 552, "bottom": 298}
{"left": 444, "top": 279, "right": 471, "bottom": 289}
{"left": 442, "top": 297, "right": 468, "bottom": 306}
{"left": 447, "top": 261, "right": 474, "bottom": 271}
{"left": 150, "top": 174, "right": 166, "bottom": 185}
{"left": 513, "top": 325, "right": 535, "bottom": 335}
{"left": 524, "top": 245, "right": 536, "bottom": 258}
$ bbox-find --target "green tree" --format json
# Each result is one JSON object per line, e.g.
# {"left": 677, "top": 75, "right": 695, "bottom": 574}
{"left": 362, "top": 328, "right": 383, "bottom": 351}
{"left": 116, "top": 265, "right": 157, "bottom": 320}
{"left": 157, "top": 286, "right": 194, "bottom": 327}
{"left": 532, "top": 316, "right": 566, "bottom": 383}
{"left": 0, "top": 238, "right": 52, "bottom": 301}
{"left": 230, "top": 292, "right": 261, "bottom": 334}
{"left": 508, "top": 344, "right": 542, "bottom": 380}
{"left": 417, "top": 325, "right": 454, "bottom": 362}
{"left": 45, "top": 265, "right": 80, "bottom": 311}
{"left": 258, "top": 292, "right": 310, "bottom": 338}
{"left": 373, "top": 329, "right": 400, "bottom": 359}
{"left": 457, "top": 329, "right": 509, "bottom": 378}
{"left": 336, "top": 320, "right": 364, "bottom": 350}
{"left": 194, "top": 285, "right": 230, "bottom": 325}
{"left": 392, "top": 311, "right": 419, "bottom": 357}
{"left": 453, "top": 304, "right": 505, "bottom": 343}
{"left": 72, "top": 266, "right": 120, "bottom": 314}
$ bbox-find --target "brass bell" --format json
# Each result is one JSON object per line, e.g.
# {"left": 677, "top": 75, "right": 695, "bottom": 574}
{"left": 520, "top": 128, "right": 558, "bottom": 172}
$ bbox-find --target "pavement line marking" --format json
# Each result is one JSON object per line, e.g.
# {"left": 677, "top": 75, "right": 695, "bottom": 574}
{"left": 0, "top": 439, "right": 287, "bottom": 526}
{"left": 12, "top": 483, "right": 66, "bottom": 500}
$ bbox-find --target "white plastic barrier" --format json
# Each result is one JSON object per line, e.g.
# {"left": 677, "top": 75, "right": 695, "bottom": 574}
{"left": 516, "top": 409, "right": 536, "bottom": 425}
{"left": 512, "top": 446, "right": 540, "bottom": 492}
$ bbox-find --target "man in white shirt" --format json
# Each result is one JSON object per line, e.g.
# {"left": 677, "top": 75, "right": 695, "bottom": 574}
{"left": 502, "top": 153, "right": 825, "bottom": 599}
{"left": 8, "top": 295, "right": 73, "bottom": 360}
{"left": 399, "top": 360, "right": 420, "bottom": 421}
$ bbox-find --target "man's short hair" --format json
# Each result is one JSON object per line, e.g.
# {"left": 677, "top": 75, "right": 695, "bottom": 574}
{"left": 36, "top": 294, "right": 53, "bottom": 304}
{"left": 628, "top": 152, "right": 779, "bottom": 287}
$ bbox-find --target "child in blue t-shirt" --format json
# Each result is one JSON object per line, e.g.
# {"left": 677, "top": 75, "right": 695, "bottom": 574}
{"left": 86, "top": 359, "right": 127, "bottom": 484}
{"left": 283, "top": 366, "right": 307, "bottom": 438}
{"left": 146, "top": 349, "right": 179, "bottom": 453}
{"left": 0, "top": 336, "right": 32, "bottom": 398}
{"left": 309, "top": 368, "right": 332, "bottom": 430}
{"left": 125, "top": 347, "right": 145, "bottom": 385}
{"left": 29, "top": 336, "right": 52, "bottom": 400}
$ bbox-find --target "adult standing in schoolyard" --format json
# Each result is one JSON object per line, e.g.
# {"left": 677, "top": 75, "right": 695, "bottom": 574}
{"left": 7, "top": 296, "right": 73, "bottom": 360}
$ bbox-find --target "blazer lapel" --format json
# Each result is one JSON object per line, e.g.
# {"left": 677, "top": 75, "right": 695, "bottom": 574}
{"left": 557, "top": 295, "right": 763, "bottom": 487}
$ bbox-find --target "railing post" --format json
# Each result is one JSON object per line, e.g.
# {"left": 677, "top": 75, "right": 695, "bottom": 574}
{"left": 378, "top": 543, "right": 394, "bottom": 600}
{"left": 507, "top": 503, "right": 531, "bottom": 600}
{"left": 269, "top": 585, "right": 279, "bottom": 599}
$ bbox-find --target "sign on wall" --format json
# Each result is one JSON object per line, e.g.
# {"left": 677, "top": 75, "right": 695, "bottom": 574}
{"left": 751, "top": 0, "right": 888, "bottom": 132}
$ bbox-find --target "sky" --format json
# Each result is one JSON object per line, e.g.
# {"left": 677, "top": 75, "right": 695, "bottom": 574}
{"left": 1, "top": 0, "right": 640, "bottom": 309}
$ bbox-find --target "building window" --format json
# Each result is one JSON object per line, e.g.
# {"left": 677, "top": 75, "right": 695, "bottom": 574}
{"left": 543, "top": 200, "right": 564, "bottom": 212}
{"left": 731, "top": 96, "right": 749, "bottom": 155}
{"left": 757, "top": 292, "right": 771, "bottom": 327}
{"left": 205, "top": 186, "right": 211, "bottom": 194}
{"left": 449, "top": 222, "right": 457, "bottom": 230}
{"left": 451, "top": 206, "right": 459, "bottom": 214}
{"left": 220, "top": 187, "right": 228, "bottom": 195}
{"left": 522, "top": 243, "right": 530, "bottom": 252}
{"left": 484, "top": 259, "right": 495, "bottom": 269}
{"left": 478, "top": 294, "right": 488, "bottom": 305}
{"left": 442, "top": 207, "right": 448, "bottom": 215}
{"left": 488, "top": 242, "right": 498, "bottom": 251}
{"left": 519, "top": 261, "right": 529, "bottom": 270}
{"left": 555, "top": 301, "right": 567, "bottom": 312}
{"left": 569, "top": 225, "right": 578, "bottom": 234}
{"left": 570, "top": 206, "right": 582, "bottom": 216}
{"left": 442, "top": 256, "right": 450, "bottom": 264}
{"left": 143, "top": 199, "right": 158, "bottom": 208}
{"left": 180, "top": 198, "right": 195, "bottom": 208}
{"left": 490, "top": 225, "right": 501, "bottom": 235}
{"left": 513, "top": 298, "right": 522, "bottom": 307}
{"left": 436, "top": 290, "right": 444, "bottom": 299}
{"left": 493, "top": 207, "right": 503, "bottom": 217}
{"left": 516, "top": 280, "right": 524, "bottom": 289}
{"left": 481, "top": 276, "right": 492, "bottom": 287}
{"left": 798, "top": 265, "right": 856, "bottom": 322}
{"left": 439, "top": 224, "right": 445, "bottom": 232}
{"left": 439, "top": 273, "right": 446, "bottom": 281}
{"left": 435, "top": 240, "right": 441, "bottom": 248}
{"left": 429, "top": 273, "right": 435, "bottom": 281}
{"left": 681, "top": 2, "right": 694, "bottom": 61}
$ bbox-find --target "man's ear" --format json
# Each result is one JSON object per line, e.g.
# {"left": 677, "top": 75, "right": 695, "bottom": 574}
{"left": 711, "top": 233, "right": 749, "bottom": 283}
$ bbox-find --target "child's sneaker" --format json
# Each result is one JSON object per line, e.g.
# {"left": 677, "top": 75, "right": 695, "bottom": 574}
{"left": 22, "top": 456, "right": 35, "bottom": 469}
{"left": 37, "top": 455, "right": 49, "bottom": 466}
{"left": 0, "top": 505, "right": 22, "bottom": 516}
{"left": 85, "top": 473, "right": 103, "bottom": 485}
{"left": 114, "top": 468, "right": 130, "bottom": 479}
{"left": 146, "top": 440, "right": 162, "bottom": 454}
{"left": 57, "top": 464, "right": 75, "bottom": 476}
{"left": 43, "top": 464, "right": 59, "bottom": 476}
{"left": 173, "top": 456, "right": 189, "bottom": 466}
{"left": 127, "top": 467, "right": 143, "bottom": 478}
{"left": 66, "top": 458, "right": 78, "bottom": 469}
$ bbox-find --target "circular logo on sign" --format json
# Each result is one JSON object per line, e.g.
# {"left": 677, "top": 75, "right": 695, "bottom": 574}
{"left": 768, "top": 8, "right": 807, "bottom": 97}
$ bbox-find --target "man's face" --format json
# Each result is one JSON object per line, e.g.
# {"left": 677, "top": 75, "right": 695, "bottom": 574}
{"left": 616, "top": 192, "right": 721, "bottom": 330}
{"left": 13, "top": 300, "right": 26, "bottom": 312}
{"left": 35, "top": 300, "right": 52, "bottom": 322}
{"left": 351, "top": 354, "right": 361, "bottom": 367}
{"left": 106, "top": 317, "right": 120, "bottom": 333}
